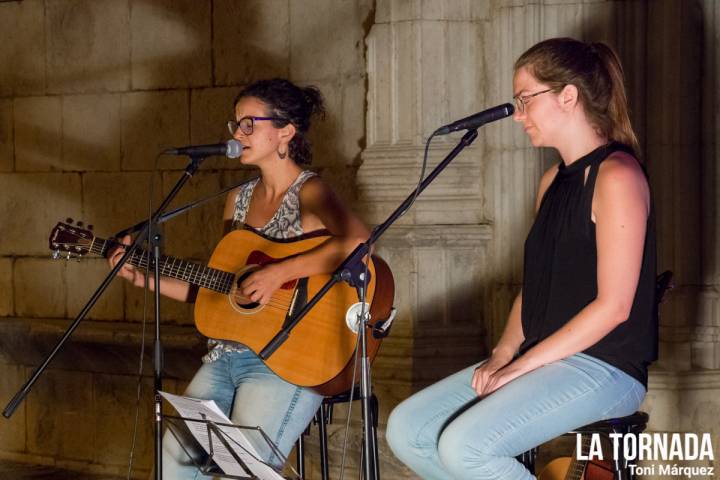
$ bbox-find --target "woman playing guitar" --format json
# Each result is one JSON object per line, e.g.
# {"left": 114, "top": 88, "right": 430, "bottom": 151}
{"left": 109, "top": 78, "right": 370, "bottom": 478}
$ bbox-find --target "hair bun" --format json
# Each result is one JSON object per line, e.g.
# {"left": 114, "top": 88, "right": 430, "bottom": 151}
{"left": 302, "top": 86, "right": 326, "bottom": 121}
{"left": 234, "top": 78, "right": 326, "bottom": 165}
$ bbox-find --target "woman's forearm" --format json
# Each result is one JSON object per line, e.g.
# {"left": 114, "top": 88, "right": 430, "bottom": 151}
{"left": 493, "top": 292, "right": 525, "bottom": 360}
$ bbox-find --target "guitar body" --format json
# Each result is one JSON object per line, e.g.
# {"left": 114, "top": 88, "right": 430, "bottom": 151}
{"left": 538, "top": 457, "right": 614, "bottom": 480}
{"left": 539, "top": 457, "right": 580, "bottom": 480}
{"left": 194, "top": 229, "right": 394, "bottom": 393}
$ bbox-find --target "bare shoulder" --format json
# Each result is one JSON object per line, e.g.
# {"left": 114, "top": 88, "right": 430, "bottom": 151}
{"left": 298, "top": 174, "right": 326, "bottom": 196}
{"left": 223, "top": 185, "right": 243, "bottom": 217}
{"left": 296, "top": 174, "right": 367, "bottom": 235}
{"left": 221, "top": 186, "right": 244, "bottom": 233}
{"left": 597, "top": 151, "right": 648, "bottom": 191}
{"left": 595, "top": 151, "right": 650, "bottom": 213}
{"left": 299, "top": 175, "right": 340, "bottom": 205}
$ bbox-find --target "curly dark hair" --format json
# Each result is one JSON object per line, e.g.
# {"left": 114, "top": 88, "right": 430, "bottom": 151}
{"left": 234, "top": 79, "right": 326, "bottom": 165}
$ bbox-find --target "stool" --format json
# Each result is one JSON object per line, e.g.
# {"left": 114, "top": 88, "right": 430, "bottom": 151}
{"left": 517, "top": 411, "right": 649, "bottom": 479}
{"left": 518, "top": 270, "right": 673, "bottom": 479}
{"left": 296, "top": 386, "right": 379, "bottom": 480}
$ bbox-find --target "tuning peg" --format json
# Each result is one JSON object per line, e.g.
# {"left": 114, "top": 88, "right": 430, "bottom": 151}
{"left": 77, "top": 221, "right": 84, "bottom": 227}
{"left": 88, "top": 224, "right": 94, "bottom": 231}
{"left": 66, "top": 218, "right": 73, "bottom": 224}
{"left": 51, "top": 250, "right": 60, "bottom": 260}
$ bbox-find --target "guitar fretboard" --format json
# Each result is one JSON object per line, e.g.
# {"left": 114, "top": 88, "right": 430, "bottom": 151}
{"left": 568, "top": 434, "right": 592, "bottom": 480}
{"left": 92, "top": 237, "right": 234, "bottom": 294}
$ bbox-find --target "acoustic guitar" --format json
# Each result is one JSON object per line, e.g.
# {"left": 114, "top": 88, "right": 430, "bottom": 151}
{"left": 49, "top": 221, "right": 395, "bottom": 395}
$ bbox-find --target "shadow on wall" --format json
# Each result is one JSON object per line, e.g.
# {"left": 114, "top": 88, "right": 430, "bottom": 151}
{"left": 2, "top": 0, "right": 362, "bottom": 477}
{"left": 7, "top": 0, "right": 353, "bottom": 304}
{"left": 400, "top": 0, "right": 706, "bottom": 382}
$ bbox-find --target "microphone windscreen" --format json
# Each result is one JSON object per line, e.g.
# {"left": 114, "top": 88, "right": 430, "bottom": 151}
{"left": 226, "top": 139, "right": 243, "bottom": 159}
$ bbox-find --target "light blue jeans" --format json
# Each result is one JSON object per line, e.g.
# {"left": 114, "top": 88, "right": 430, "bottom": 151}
{"left": 162, "top": 349, "right": 323, "bottom": 479}
{"left": 386, "top": 353, "right": 646, "bottom": 480}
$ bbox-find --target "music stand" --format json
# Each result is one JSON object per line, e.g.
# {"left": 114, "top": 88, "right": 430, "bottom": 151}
{"left": 165, "top": 415, "right": 299, "bottom": 480}
{"left": 160, "top": 391, "right": 302, "bottom": 480}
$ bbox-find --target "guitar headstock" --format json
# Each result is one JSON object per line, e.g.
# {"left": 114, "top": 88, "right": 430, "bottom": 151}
{"left": 49, "top": 220, "right": 95, "bottom": 260}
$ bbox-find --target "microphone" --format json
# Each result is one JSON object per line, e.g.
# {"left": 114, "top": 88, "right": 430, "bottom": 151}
{"left": 164, "top": 139, "right": 243, "bottom": 158}
{"left": 435, "top": 103, "right": 515, "bottom": 135}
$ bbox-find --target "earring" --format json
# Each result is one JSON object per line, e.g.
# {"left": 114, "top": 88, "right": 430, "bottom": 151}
{"left": 277, "top": 146, "right": 287, "bottom": 159}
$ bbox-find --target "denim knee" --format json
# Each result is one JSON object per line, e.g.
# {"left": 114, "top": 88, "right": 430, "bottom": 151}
{"left": 386, "top": 402, "right": 413, "bottom": 458}
{"left": 438, "top": 423, "right": 497, "bottom": 480}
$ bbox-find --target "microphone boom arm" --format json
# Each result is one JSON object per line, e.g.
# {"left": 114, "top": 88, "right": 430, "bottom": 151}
{"left": 259, "top": 128, "right": 480, "bottom": 359}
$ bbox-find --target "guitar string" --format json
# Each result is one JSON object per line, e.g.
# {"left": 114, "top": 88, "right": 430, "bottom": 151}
{"left": 117, "top": 251, "right": 296, "bottom": 310}
{"left": 127, "top": 253, "right": 299, "bottom": 300}
{"left": 90, "top": 240, "right": 228, "bottom": 293}
{"left": 82, "top": 241, "right": 298, "bottom": 309}
{"left": 70, "top": 236, "right": 365, "bottom": 326}
{"left": 127, "top": 250, "right": 294, "bottom": 310}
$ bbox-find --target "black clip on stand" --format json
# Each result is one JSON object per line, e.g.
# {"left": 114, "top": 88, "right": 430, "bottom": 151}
{"left": 3, "top": 154, "right": 211, "bottom": 480}
{"left": 259, "top": 128, "right": 480, "bottom": 480}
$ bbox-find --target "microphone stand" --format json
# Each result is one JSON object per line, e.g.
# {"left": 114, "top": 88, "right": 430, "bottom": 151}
{"left": 114, "top": 175, "right": 259, "bottom": 239}
{"left": 3, "top": 154, "right": 210, "bottom": 480}
{"left": 259, "top": 128, "right": 480, "bottom": 480}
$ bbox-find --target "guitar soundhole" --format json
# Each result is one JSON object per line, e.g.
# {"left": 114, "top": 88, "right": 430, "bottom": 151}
{"left": 235, "top": 271, "right": 260, "bottom": 309}
{"left": 228, "top": 265, "right": 263, "bottom": 312}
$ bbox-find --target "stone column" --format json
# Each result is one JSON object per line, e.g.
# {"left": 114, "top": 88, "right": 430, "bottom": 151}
{"left": 353, "top": 1, "right": 492, "bottom": 477}
{"left": 645, "top": 0, "right": 704, "bottom": 373}
{"left": 359, "top": 0, "right": 491, "bottom": 395}
{"left": 695, "top": 0, "right": 720, "bottom": 371}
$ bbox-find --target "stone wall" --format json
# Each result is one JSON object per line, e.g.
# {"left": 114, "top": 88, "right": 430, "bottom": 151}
{"left": 1, "top": 0, "right": 718, "bottom": 479}
{"left": 0, "top": 0, "right": 372, "bottom": 477}
{"left": 359, "top": 0, "right": 719, "bottom": 478}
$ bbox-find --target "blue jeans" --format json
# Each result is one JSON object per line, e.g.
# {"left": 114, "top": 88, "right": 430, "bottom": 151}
{"left": 162, "top": 349, "right": 323, "bottom": 479}
{"left": 386, "top": 353, "right": 646, "bottom": 480}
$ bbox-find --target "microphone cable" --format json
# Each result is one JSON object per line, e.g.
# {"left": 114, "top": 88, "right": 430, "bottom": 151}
{"left": 126, "top": 153, "right": 161, "bottom": 480}
{"left": 398, "top": 130, "right": 439, "bottom": 218}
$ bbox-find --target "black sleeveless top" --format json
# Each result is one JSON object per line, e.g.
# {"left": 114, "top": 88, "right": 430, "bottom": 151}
{"left": 519, "top": 142, "right": 658, "bottom": 387}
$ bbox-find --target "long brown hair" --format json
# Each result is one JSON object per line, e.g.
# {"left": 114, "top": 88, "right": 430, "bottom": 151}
{"left": 514, "top": 38, "right": 640, "bottom": 157}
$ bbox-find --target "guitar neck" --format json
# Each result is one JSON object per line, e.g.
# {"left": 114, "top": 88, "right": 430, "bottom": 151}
{"left": 92, "top": 236, "right": 233, "bottom": 294}
{"left": 566, "top": 435, "right": 591, "bottom": 480}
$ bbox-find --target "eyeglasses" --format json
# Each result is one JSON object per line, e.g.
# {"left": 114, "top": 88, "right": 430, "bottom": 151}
{"left": 227, "top": 116, "right": 287, "bottom": 136}
{"left": 513, "top": 88, "right": 554, "bottom": 113}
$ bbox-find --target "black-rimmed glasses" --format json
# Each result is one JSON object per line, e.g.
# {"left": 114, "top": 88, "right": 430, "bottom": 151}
{"left": 227, "top": 116, "right": 287, "bottom": 136}
{"left": 513, "top": 88, "right": 554, "bottom": 113}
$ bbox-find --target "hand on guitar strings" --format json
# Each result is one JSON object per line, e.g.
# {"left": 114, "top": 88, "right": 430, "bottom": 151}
{"left": 239, "top": 263, "right": 287, "bottom": 306}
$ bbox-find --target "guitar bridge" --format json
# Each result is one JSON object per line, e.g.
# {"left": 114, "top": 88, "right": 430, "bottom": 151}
{"left": 283, "top": 277, "right": 308, "bottom": 328}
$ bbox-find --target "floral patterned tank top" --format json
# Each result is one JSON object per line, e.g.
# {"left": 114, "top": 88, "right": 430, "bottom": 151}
{"left": 203, "top": 170, "right": 318, "bottom": 363}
